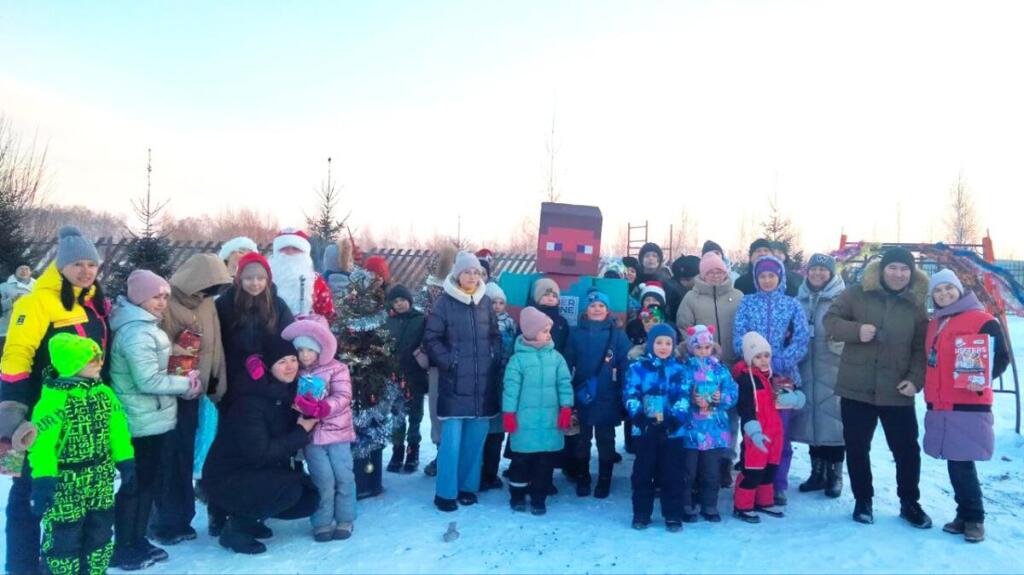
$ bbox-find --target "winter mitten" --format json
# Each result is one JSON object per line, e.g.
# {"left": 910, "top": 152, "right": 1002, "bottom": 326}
{"left": 557, "top": 407, "right": 573, "bottom": 430}
{"left": 245, "top": 354, "right": 265, "bottom": 380}
{"left": 0, "top": 401, "right": 29, "bottom": 439}
{"left": 743, "top": 420, "right": 771, "bottom": 453}
{"left": 775, "top": 390, "right": 806, "bottom": 410}
{"left": 117, "top": 460, "right": 137, "bottom": 494}
{"left": 503, "top": 413, "right": 518, "bottom": 434}
{"left": 31, "top": 477, "right": 57, "bottom": 517}
{"left": 11, "top": 421, "right": 38, "bottom": 451}
{"left": 294, "top": 393, "right": 329, "bottom": 418}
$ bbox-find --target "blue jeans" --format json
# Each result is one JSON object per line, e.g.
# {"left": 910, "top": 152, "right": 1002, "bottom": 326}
{"left": 304, "top": 443, "right": 356, "bottom": 531}
{"left": 6, "top": 458, "right": 40, "bottom": 574}
{"left": 435, "top": 418, "right": 490, "bottom": 500}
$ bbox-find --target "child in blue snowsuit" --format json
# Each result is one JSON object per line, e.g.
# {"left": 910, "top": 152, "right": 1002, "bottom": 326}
{"left": 679, "top": 324, "right": 738, "bottom": 522}
{"left": 623, "top": 323, "right": 690, "bottom": 531}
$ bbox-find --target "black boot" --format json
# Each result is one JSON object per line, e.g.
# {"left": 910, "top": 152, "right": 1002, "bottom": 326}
{"left": 424, "top": 458, "right": 438, "bottom": 477}
{"left": 576, "top": 460, "right": 592, "bottom": 497}
{"left": 387, "top": 443, "right": 404, "bottom": 473}
{"left": 798, "top": 457, "right": 826, "bottom": 493}
{"left": 208, "top": 505, "right": 227, "bottom": 537}
{"left": 853, "top": 499, "right": 874, "bottom": 524}
{"left": 593, "top": 460, "right": 613, "bottom": 499}
{"left": 219, "top": 517, "right": 266, "bottom": 555}
{"left": 402, "top": 443, "right": 420, "bottom": 474}
{"left": 509, "top": 486, "right": 527, "bottom": 512}
{"left": 825, "top": 461, "right": 843, "bottom": 498}
{"left": 900, "top": 500, "right": 933, "bottom": 529}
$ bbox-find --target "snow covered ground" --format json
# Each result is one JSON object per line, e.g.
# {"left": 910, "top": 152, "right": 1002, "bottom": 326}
{"left": 3, "top": 321, "right": 1024, "bottom": 574}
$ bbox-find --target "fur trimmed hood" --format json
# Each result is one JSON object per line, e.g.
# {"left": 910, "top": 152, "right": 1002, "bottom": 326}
{"left": 860, "top": 260, "right": 929, "bottom": 306}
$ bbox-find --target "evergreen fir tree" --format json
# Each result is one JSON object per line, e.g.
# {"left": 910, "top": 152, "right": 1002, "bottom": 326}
{"left": 332, "top": 267, "right": 406, "bottom": 458}
{"left": 103, "top": 149, "right": 173, "bottom": 296}
{"left": 761, "top": 193, "right": 804, "bottom": 268}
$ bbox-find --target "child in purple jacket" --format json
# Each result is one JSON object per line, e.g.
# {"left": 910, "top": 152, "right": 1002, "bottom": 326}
{"left": 282, "top": 316, "right": 356, "bottom": 542}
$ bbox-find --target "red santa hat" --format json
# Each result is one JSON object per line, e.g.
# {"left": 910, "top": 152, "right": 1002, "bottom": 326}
{"left": 273, "top": 228, "right": 311, "bottom": 255}
{"left": 638, "top": 281, "right": 667, "bottom": 307}
{"left": 475, "top": 248, "right": 494, "bottom": 264}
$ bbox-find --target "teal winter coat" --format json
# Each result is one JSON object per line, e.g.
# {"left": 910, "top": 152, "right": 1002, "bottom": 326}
{"left": 502, "top": 337, "right": 573, "bottom": 454}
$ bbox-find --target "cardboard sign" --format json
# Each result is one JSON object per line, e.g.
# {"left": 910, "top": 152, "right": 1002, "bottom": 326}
{"left": 536, "top": 202, "right": 603, "bottom": 276}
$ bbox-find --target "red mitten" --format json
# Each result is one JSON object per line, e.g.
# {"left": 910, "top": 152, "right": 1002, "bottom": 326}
{"left": 294, "top": 393, "right": 321, "bottom": 418}
{"left": 557, "top": 407, "right": 573, "bottom": 430}
{"left": 503, "top": 412, "right": 518, "bottom": 434}
{"left": 245, "top": 354, "right": 265, "bottom": 380}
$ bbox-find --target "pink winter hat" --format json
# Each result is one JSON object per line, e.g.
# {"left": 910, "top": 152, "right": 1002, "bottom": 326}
{"left": 699, "top": 252, "right": 728, "bottom": 278}
{"left": 281, "top": 315, "right": 338, "bottom": 366}
{"left": 127, "top": 270, "right": 170, "bottom": 306}
{"left": 519, "top": 306, "right": 553, "bottom": 342}
{"left": 685, "top": 324, "right": 716, "bottom": 352}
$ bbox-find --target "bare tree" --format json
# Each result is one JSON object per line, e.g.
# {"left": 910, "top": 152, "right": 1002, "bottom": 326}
{"left": 944, "top": 172, "right": 979, "bottom": 244}
{"left": 492, "top": 214, "right": 537, "bottom": 253}
{"left": 669, "top": 207, "right": 699, "bottom": 258}
{"left": 0, "top": 115, "right": 47, "bottom": 273}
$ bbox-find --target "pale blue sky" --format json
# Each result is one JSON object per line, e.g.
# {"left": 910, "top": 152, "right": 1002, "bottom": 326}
{"left": 3, "top": 1, "right": 1024, "bottom": 256}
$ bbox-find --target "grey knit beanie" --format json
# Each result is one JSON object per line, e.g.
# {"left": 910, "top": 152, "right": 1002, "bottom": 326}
{"left": 56, "top": 226, "right": 100, "bottom": 270}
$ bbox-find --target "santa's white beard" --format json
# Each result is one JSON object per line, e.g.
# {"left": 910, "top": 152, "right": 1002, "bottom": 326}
{"left": 270, "top": 251, "right": 315, "bottom": 316}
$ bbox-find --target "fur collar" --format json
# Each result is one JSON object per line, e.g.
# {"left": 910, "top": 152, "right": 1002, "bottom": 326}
{"left": 860, "top": 260, "right": 929, "bottom": 306}
{"left": 443, "top": 275, "right": 486, "bottom": 306}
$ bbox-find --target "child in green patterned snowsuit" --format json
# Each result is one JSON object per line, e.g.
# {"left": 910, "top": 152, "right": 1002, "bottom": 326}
{"left": 28, "top": 333, "right": 135, "bottom": 575}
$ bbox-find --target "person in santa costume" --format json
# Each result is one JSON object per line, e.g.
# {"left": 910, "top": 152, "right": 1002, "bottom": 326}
{"left": 269, "top": 229, "right": 335, "bottom": 321}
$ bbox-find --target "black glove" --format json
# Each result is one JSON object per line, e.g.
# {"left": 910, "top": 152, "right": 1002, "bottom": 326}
{"left": 31, "top": 477, "right": 58, "bottom": 517}
{"left": 117, "top": 460, "right": 137, "bottom": 494}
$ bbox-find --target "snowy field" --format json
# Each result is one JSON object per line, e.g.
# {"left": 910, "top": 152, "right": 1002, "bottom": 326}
{"left": 3, "top": 321, "right": 1024, "bottom": 574}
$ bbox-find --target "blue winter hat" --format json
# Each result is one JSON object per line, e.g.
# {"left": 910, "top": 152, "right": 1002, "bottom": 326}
{"left": 646, "top": 323, "right": 677, "bottom": 356}
{"left": 55, "top": 226, "right": 100, "bottom": 270}
{"left": 586, "top": 289, "right": 610, "bottom": 309}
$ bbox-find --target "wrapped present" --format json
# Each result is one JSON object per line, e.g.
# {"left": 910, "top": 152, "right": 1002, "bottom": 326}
{"left": 168, "top": 329, "right": 202, "bottom": 375}
{"left": 298, "top": 374, "right": 328, "bottom": 400}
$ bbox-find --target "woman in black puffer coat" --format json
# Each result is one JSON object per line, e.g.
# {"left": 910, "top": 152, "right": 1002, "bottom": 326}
{"left": 423, "top": 252, "right": 501, "bottom": 511}
{"left": 202, "top": 335, "right": 318, "bottom": 554}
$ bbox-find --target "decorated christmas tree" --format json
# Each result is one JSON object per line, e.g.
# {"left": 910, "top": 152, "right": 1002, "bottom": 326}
{"left": 332, "top": 267, "right": 406, "bottom": 459}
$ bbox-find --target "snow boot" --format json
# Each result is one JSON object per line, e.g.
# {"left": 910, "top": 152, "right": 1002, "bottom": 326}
{"left": 899, "top": 500, "right": 933, "bottom": 529}
{"left": 457, "top": 491, "right": 478, "bottom": 506}
{"left": 593, "top": 460, "right": 613, "bottom": 499}
{"left": 387, "top": 443, "right": 405, "bottom": 473}
{"left": 334, "top": 522, "right": 354, "bottom": 540}
{"left": 313, "top": 528, "right": 334, "bottom": 543}
{"left": 219, "top": 518, "right": 267, "bottom": 555}
{"left": 853, "top": 499, "right": 874, "bottom": 524}
{"left": 234, "top": 517, "right": 273, "bottom": 539}
{"left": 424, "top": 458, "right": 438, "bottom": 477}
{"left": 509, "top": 486, "right": 528, "bottom": 512}
{"left": 530, "top": 501, "right": 547, "bottom": 516}
{"left": 943, "top": 517, "right": 966, "bottom": 534}
{"left": 755, "top": 505, "right": 785, "bottom": 518}
{"left": 479, "top": 475, "right": 504, "bottom": 492}
{"left": 732, "top": 509, "right": 761, "bottom": 524}
{"left": 798, "top": 457, "right": 826, "bottom": 492}
{"left": 824, "top": 462, "right": 843, "bottom": 498}
{"left": 700, "top": 512, "right": 722, "bottom": 523}
{"left": 631, "top": 516, "right": 651, "bottom": 530}
{"left": 434, "top": 495, "right": 458, "bottom": 512}
{"left": 665, "top": 520, "right": 683, "bottom": 533}
{"left": 141, "top": 539, "right": 168, "bottom": 563}
{"left": 773, "top": 492, "right": 787, "bottom": 506}
{"left": 402, "top": 443, "right": 420, "bottom": 473}
{"left": 964, "top": 522, "right": 985, "bottom": 543}
{"left": 150, "top": 526, "right": 197, "bottom": 546}
{"left": 110, "top": 546, "right": 157, "bottom": 571}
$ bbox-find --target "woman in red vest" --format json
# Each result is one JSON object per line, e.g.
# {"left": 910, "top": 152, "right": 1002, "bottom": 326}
{"left": 923, "top": 269, "right": 1009, "bottom": 544}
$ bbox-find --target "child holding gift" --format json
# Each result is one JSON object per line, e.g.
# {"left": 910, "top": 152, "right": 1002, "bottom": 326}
{"left": 282, "top": 316, "right": 356, "bottom": 542}
{"left": 679, "top": 324, "right": 738, "bottom": 523}
{"left": 731, "top": 332, "right": 786, "bottom": 523}
{"left": 29, "top": 333, "right": 135, "bottom": 574}
{"left": 623, "top": 324, "right": 690, "bottom": 532}
{"left": 502, "top": 307, "right": 573, "bottom": 515}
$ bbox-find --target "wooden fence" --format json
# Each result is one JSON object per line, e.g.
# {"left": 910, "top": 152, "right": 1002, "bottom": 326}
{"left": 23, "top": 238, "right": 538, "bottom": 291}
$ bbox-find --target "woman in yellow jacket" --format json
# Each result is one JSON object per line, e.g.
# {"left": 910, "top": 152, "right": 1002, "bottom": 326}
{"left": 0, "top": 226, "right": 108, "bottom": 574}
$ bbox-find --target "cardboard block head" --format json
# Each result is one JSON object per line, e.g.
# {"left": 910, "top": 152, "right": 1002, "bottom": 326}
{"left": 536, "top": 202, "right": 602, "bottom": 276}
